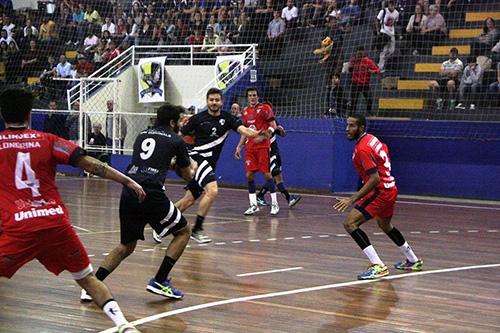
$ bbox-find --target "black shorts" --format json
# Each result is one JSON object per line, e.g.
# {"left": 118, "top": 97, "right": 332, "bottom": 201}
{"left": 191, "top": 155, "right": 216, "bottom": 188}
{"left": 119, "top": 187, "right": 187, "bottom": 244}
{"left": 269, "top": 146, "right": 282, "bottom": 177}
{"left": 438, "top": 78, "right": 459, "bottom": 90}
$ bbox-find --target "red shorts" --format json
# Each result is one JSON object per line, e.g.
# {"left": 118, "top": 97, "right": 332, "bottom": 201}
{"left": 355, "top": 187, "right": 398, "bottom": 220}
{"left": 244, "top": 148, "right": 270, "bottom": 173}
{"left": 0, "top": 224, "right": 91, "bottom": 279}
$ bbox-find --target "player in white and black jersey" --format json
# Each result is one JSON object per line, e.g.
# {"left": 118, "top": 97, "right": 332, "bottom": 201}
{"left": 83, "top": 104, "right": 194, "bottom": 301}
{"left": 256, "top": 120, "right": 302, "bottom": 208}
{"left": 173, "top": 88, "right": 268, "bottom": 243}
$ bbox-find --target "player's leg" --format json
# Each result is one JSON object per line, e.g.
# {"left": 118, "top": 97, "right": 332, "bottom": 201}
{"left": 190, "top": 160, "right": 217, "bottom": 243}
{"left": 263, "top": 171, "right": 279, "bottom": 215}
{"left": 271, "top": 154, "right": 301, "bottom": 208}
{"left": 76, "top": 274, "right": 140, "bottom": 332}
{"left": 244, "top": 149, "right": 260, "bottom": 215}
{"left": 344, "top": 204, "right": 388, "bottom": 280}
{"left": 147, "top": 201, "right": 191, "bottom": 299}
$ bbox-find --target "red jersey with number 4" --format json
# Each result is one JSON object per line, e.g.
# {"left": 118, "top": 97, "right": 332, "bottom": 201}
{"left": 353, "top": 134, "right": 397, "bottom": 191}
{"left": 0, "top": 128, "right": 82, "bottom": 235}
{"left": 242, "top": 103, "right": 275, "bottom": 150}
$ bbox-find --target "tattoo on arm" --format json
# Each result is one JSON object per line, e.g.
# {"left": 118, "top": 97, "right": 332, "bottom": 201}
{"left": 91, "top": 161, "right": 107, "bottom": 177}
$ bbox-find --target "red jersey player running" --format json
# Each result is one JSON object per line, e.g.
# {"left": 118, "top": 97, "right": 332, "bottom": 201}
{"left": 235, "top": 87, "right": 279, "bottom": 215}
{"left": 333, "top": 114, "right": 423, "bottom": 280}
{"left": 0, "top": 89, "right": 145, "bottom": 333}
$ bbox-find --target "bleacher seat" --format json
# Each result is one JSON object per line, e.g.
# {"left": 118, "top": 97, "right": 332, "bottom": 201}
{"left": 65, "top": 50, "right": 78, "bottom": 60}
{"left": 449, "top": 29, "right": 483, "bottom": 39}
{"left": 465, "top": 12, "right": 500, "bottom": 22}
{"left": 27, "top": 77, "right": 40, "bottom": 85}
{"left": 0, "top": 62, "right": 5, "bottom": 81}
{"left": 432, "top": 45, "right": 471, "bottom": 56}
{"left": 397, "top": 80, "right": 430, "bottom": 90}
{"left": 415, "top": 63, "right": 441, "bottom": 72}
{"left": 379, "top": 99, "right": 424, "bottom": 110}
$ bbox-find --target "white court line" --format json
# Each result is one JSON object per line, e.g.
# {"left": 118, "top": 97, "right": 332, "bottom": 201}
{"left": 73, "top": 225, "right": 91, "bottom": 232}
{"left": 98, "top": 263, "right": 500, "bottom": 333}
{"left": 237, "top": 266, "right": 304, "bottom": 277}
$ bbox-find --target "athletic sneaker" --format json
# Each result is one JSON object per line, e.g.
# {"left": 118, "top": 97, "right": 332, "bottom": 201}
{"left": 394, "top": 259, "right": 423, "bottom": 271}
{"left": 80, "top": 289, "right": 93, "bottom": 302}
{"left": 244, "top": 204, "right": 260, "bottom": 215}
{"left": 118, "top": 323, "right": 141, "bottom": 333}
{"left": 191, "top": 229, "right": 212, "bottom": 244}
{"left": 270, "top": 203, "right": 280, "bottom": 215}
{"left": 146, "top": 278, "right": 184, "bottom": 299}
{"left": 256, "top": 195, "right": 269, "bottom": 206}
{"left": 152, "top": 230, "right": 162, "bottom": 244}
{"left": 288, "top": 194, "right": 302, "bottom": 207}
{"left": 436, "top": 98, "right": 444, "bottom": 110}
{"left": 357, "top": 264, "right": 389, "bottom": 280}
{"left": 455, "top": 103, "right": 466, "bottom": 109}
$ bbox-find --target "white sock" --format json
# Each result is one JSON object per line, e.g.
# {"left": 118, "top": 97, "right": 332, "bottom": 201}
{"left": 399, "top": 242, "right": 419, "bottom": 263}
{"left": 362, "top": 245, "right": 385, "bottom": 267}
{"left": 270, "top": 192, "right": 278, "bottom": 205}
{"left": 249, "top": 193, "right": 257, "bottom": 206}
{"left": 103, "top": 300, "right": 128, "bottom": 327}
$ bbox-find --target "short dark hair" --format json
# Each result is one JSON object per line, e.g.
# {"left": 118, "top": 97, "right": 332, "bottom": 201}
{"left": 450, "top": 47, "right": 458, "bottom": 53}
{"left": 356, "top": 46, "right": 365, "bottom": 52}
{"left": 206, "top": 87, "right": 223, "bottom": 100}
{"left": 156, "top": 103, "right": 182, "bottom": 127}
{"left": 350, "top": 113, "right": 367, "bottom": 128}
{"left": 246, "top": 86, "right": 259, "bottom": 96}
{"left": 0, "top": 89, "right": 34, "bottom": 123}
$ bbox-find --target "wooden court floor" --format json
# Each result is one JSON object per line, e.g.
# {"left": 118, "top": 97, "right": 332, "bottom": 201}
{"left": 1, "top": 177, "right": 499, "bottom": 333}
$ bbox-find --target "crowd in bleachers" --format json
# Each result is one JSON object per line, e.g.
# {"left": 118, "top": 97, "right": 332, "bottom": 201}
{"left": 0, "top": 0, "right": 499, "bottom": 114}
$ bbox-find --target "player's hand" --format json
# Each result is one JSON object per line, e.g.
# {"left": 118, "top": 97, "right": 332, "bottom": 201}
{"left": 234, "top": 148, "right": 241, "bottom": 160}
{"left": 258, "top": 130, "right": 270, "bottom": 138}
{"left": 333, "top": 197, "right": 353, "bottom": 212}
{"left": 276, "top": 125, "right": 286, "bottom": 137}
{"left": 127, "top": 180, "right": 146, "bottom": 203}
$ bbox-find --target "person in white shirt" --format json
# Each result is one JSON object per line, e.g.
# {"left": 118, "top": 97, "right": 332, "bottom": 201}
{"left": 282, "top": 0, "right": 298, "bottom": 28}
{"left": 101, "top": 17, "right": 116, "bottom": 35}
{"left": 23, "top": 19, "right": 39, "bottom": 37}
{"left": 376, "top": 0, "right": 399, "bottom": 72}
{"left": 56, "top": 54, "right": 72, "bottom": 78}
{"left": 429, "top": 48, "right": 464, "bottom": 110}
{"left": 2, "top": 16, "right": 15, "bottom": 37}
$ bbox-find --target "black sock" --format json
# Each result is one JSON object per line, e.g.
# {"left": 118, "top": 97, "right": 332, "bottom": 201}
{"left": 277, "top": 182, "right": 290, "bottom": 201}
{"left": 95, "top": 267, "right": 111, "bottom": 281}
{"left": 194, "top": 215, "right": 205, "bottom": 231}
{"left": 257, "top": 185, "right": 269, "bottom": 197}
{"left": 387, "top": 227, "right": 406, "bottom": 247}
{"left": 349, "top": 228, "right": 371, "bottom": 250}
{"left": 154, "top": 256, "right": 177, "bottom": 283}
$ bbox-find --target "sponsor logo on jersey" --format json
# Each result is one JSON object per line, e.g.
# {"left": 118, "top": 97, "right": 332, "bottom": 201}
{"left": 219, "top": 119, "right": 225, "bottom": 126}
{"left": 14, "top": 205, "right": 65, "bottom": 222}
{"left": 0, "top": 133, "right": 38, "bottom": 140}
{"left": 0, "top": 141, "right": 41, "bottom": 149}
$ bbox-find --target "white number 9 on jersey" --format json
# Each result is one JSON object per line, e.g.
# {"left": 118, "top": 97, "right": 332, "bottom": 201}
{"left": 140, "top": 138, "right": 156, "bottom": 160}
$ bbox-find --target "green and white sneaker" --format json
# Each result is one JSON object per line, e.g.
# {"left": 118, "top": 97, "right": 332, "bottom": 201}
{"left": 394, "top": 259, "right": 423, "bottom": 271}
{"left": 357, "top": 264, "right": 389, "bottom": 280}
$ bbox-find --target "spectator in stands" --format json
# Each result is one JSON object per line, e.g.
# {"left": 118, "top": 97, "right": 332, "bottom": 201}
{"left": 103, "top": 40, "right": 121, "bottom": 63}
{"left": 101, "top": 30, "right": 112, "bottom": 45}
{"left": 202, "top": 26, "right": 218, "bottom": 52}
{"left": 300, "top": 0, "right": 324, "bottom": 28}
{"left": 340, "top": 0, "right": 361, "bottom": 26}
{"left": 215, "top": 31, "right": 233, "bottom": 54}
{"left": 456, "top": 57, "right": 483, "bottom": 110}
{"left": 190, "top": 11, "right": 206, "bottom": 34}
{"left": 2, "top": 15, "right": 14, "bottom": 37}
{"left": 187, "top": 29, "right": 204, "bottom": 51}
{"left": 5, "top": 41, "right": 20, "bottom": 82}
{"left": 326, "top": 0, "right": 341, "bottom": 21}
{"left": 85, "top": 4, "right": 103, "bottom": 25}
{"left": 405, "top": 3, "right": 427, "bottom": 55}
{"left": 23, "top": 19, "right": 39, "bottom": 38}
{"left": 39, "top": 55, "right": 57, "bottom": 93}
{"left": 420, "top": 4, "right": 446, "bottom": 55}
{"left": 231, "top": 102, "right": 242, "bottom": 119}
{"left": 21, "top": 40, "right": 41, "bottom": 79}
{"left": 0, "top": 40, "right": 8, "bottom": 63}
{"left": 102, "top": 17, "right": 116, "bottom": 35}
{"left": 0, "top": 28, "right": 13, "bottom": 45}
{"left": 281, "top": 0, "right": 299, "bottom": 29}
{"left": 471, "top": 18, "right": 499, "bottom": 57}
{"left": 39, "top": 17, "right": 59, "bottom": 42}
{"left": 325, "top": 73, "right": 346, "bottom": 117}
{"left": 71, "top": 4, "right": 85, "bottom": 25}
{"left": 115, "top": 18, "right": 127, "bottom": 38}
{"left": 261, "top": 10, "right": 285, "bottom": 58}
{"left": 491, "top": 41, "right": 500, "bottom": 68}
{"left": 93, "top": 42, "right": 106, "bottom": 68}
{"left": 348, "top": 46, "right": 380, "bottom": 116}
{"left": 43, "top": 99, "right": 68, "bottom": 139}
{"left": 105, "top": 100, "right": 127, "bottom": 152}
{"left": 488, "top": 62, "right": 500, "bottom": 98}
{"left": 429, "top": 47, "right": 463, "bottom": 110}
{"left": 66, "top": 101, "right": 91, "bottom": 144}
{"left": 55, "top": 54, "right": 72, "bottom": 78}
{"left": 88, "top": 123, "right": 109, "bottom": 163}
{"left": 0, "top": 0, "right": 13, "bottom": 16}
{"left": 75, "top": 53, "right": 95, "bottom": 78}
{"left": 375, "top": 0, "right": 399, "bottom": 73}
{"left": 83, "top": 29, "right": 99, "bottom": 53}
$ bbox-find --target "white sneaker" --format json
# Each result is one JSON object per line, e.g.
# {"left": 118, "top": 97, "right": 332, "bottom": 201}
{"left": 80, "top": 289, "right": 93, "bottom": 302}
{"left": 244, "top": 205, "right": 259, "bottom": 215}
{"left": 469, "top": 104, "right": 475, "bottom": 110}
{"left": 152, "top": 230, "right": 162, "bottom": 244}
{"left": 270, "top": 204, "right": 280, "bottom": 215}
{"left": 455, "top": 103, "right": 466, "bottom": 109}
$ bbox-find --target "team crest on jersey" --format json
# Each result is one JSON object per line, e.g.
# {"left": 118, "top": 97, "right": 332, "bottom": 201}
{"left": 219, "top": 119, "right": 225, "bottom": 126}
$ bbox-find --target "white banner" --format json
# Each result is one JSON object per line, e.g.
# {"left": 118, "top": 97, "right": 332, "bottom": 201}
{"left": 137, "top": 56, "right": 166, "bottom": 103}
{"left": 215, "top": 54, "right": 246, "bottom": 90}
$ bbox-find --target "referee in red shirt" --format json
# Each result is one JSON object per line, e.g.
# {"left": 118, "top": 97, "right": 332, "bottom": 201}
{"left": 348, "top": 46, "right": 380, "bottom": 116}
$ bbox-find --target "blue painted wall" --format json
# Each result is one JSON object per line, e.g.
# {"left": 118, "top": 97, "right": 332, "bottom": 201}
{"left": 46, "top": 118, "right": 499, "bottom": 200}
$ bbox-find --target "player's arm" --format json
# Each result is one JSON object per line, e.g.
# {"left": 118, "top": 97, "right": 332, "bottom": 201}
{"left": 333, "top": 172, "right": 380, "bottom": 213}
{"left": 73, "top": 155, "right": 146, "bottom": 202}
{"left": 234, "top": 134, "right": 246, "bottom": 160}
{"left": 236, "top": 124, "right": 267, "bottom": 138}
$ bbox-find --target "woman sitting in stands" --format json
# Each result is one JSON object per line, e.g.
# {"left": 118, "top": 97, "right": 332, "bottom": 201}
{"left": 406, "top": 3, "right": 427, "bottom": 55}
{"left": 471, "top": 18, "right": 499, "bottom": 57}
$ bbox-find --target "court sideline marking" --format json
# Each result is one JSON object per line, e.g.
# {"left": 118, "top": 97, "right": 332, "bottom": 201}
{"left": 98, "top": 263, "right": 500, "bottom": 333}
